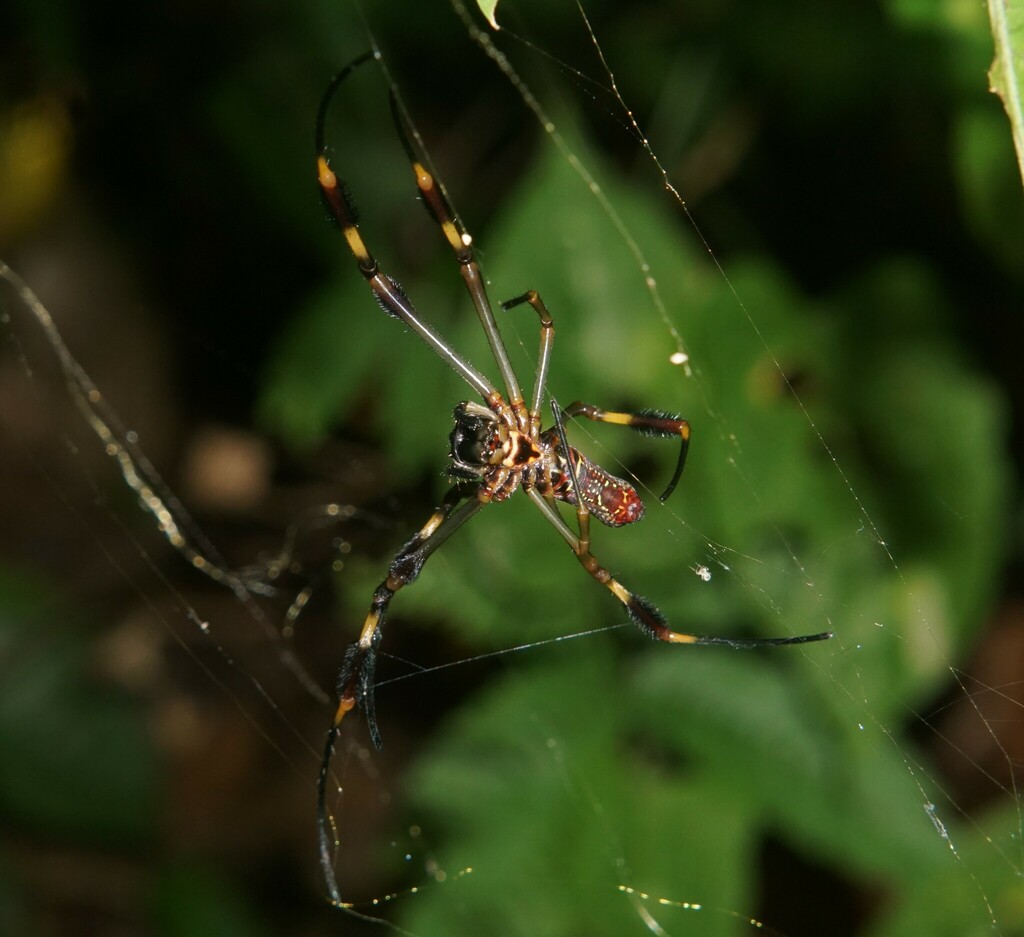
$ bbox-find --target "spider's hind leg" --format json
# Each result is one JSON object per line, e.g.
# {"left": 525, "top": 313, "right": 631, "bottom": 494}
{"left": 329, "top": 483, "right": 485, "bottom": 749}
{"left": 531, "top": 401, "right": 831, "bottom": 650}
{"left": 318, "top": 484, "right": 485, "bottom": 902}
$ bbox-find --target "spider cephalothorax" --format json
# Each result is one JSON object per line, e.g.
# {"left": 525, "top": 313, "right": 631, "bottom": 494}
{"left": 448, "top": 396, "right": 650, "bottom": 527}
{"left": 448, "top": 399, "right": 541, "bottom": 490}
{"left": 313, "top": 50, "right": 832, "bottom": 907}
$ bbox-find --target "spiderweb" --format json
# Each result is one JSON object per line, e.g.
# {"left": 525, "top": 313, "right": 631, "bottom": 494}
{"left": 0, "top": 2, "right": 1021, "bottom": 936}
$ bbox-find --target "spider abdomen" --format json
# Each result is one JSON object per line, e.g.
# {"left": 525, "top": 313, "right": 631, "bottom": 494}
{"left": 556, "top": 450, "right": 645, "bottom": 528}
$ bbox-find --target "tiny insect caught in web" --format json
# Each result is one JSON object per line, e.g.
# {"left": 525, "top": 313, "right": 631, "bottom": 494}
{"left": 314, "top": 50, "right": 832, "bottom": 906}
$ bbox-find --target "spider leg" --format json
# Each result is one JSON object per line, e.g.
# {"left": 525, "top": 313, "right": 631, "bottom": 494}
{"left": 330, "top": 484, "right": 485, "bottom": 748}
{"left": 501, "top": 290, "right": 554, "bottom": 434}
{"left": 318, "top": 484, "right": 485, "bottom": 904}
{"left": 561, "top": 400, "right": 691, "bottom": 503}
{"left": 533, "top": 403, "right": 830, "bottom": 648}
{"left": 316, "top": 55, "right": 501, "bottom": 404}
{"left": 525, "top": 486, "right": 830, "bottom": 648}
{"left": 388, "top": 91, "right": 527, "bottom": 413}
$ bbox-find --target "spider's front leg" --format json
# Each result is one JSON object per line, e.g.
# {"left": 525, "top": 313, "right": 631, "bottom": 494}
{"left": 500, "top": 290, "right": 554, "bottom": 433}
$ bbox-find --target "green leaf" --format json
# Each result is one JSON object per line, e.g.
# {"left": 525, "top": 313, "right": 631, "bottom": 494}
{"left": 258, "top": 273, "right": 400, "bottom": 449}
{"left": 986, "top": 0, "right": 1024, "bottom": 187}
{"left": 476, "top": 0, "right": 501, "bottom": 30}
{"left": 631, "top": 650, "right": 950, "bottom": 882}
{"left": 863, "top": 798, "right": 1024, "bottom": 936}
{"left": 402, "top": 649, "right": 760, "bottom": 937}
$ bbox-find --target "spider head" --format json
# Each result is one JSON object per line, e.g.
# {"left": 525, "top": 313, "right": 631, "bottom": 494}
{"left": 449, "top": 402, "right": 498, "bottom": 471}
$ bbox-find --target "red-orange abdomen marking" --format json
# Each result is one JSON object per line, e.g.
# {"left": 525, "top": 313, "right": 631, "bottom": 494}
{"left": 564, "top": 451, "right": 645, "bottom": 527}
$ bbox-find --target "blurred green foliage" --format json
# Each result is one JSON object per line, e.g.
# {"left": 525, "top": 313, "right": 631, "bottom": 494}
{"left": 2, "top": 0, "right": 1023, "bottom": 935}
{"left": 0, "top": 569, "right": 155, "bottom": 840}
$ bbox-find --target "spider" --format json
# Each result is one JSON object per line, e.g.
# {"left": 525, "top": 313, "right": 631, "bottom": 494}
{"left": 313, "top": 51, "right": 831, "bottom": 904}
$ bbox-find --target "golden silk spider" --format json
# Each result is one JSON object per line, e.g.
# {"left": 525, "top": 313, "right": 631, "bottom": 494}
{"left": 313, "top": 50, "right": 831, "bottom": 905}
